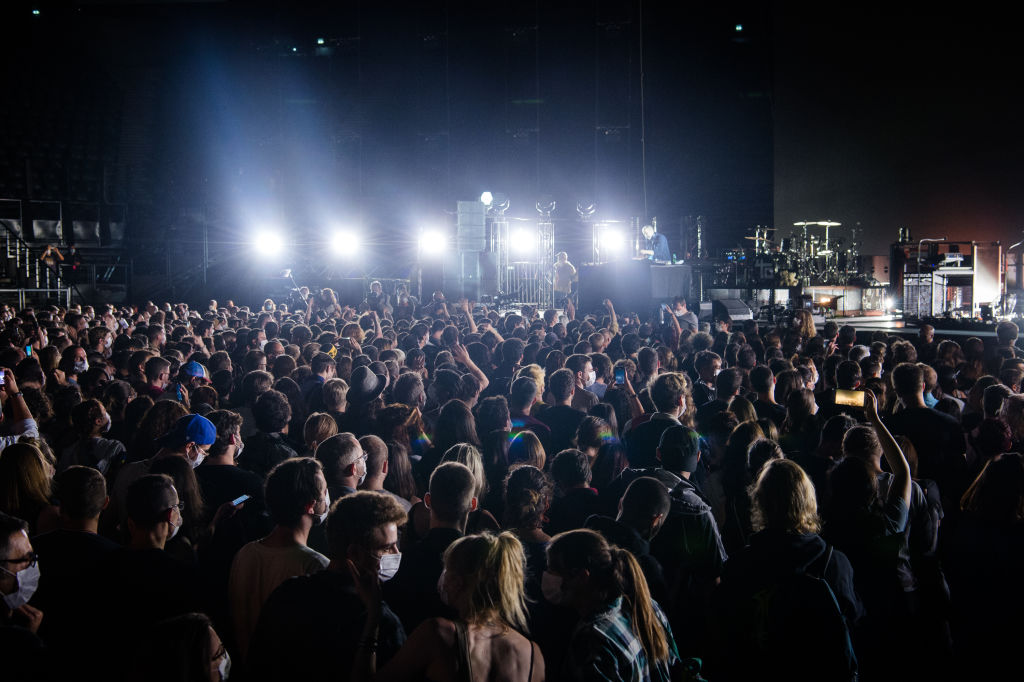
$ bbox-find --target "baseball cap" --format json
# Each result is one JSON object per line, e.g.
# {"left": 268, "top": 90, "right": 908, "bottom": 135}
{"left": 157, "top": 414, "right": 217, "bottom": 448}
{"left": 181, "top": 361, "right": 209, "bottom": 379}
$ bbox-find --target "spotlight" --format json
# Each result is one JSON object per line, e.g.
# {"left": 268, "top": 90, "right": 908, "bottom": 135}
{"left": 419, "top": 230, "right": 447, "bottom": 256}
{"left": 291, "top": 46, "right": 298, "bottom": 53}
{"left": 316, "top": 38, "right": 325, "bottom": 45}
{"left": 735, "top": 24, "right": 743, "bottom": 32}
{"left": 511, "top": 229, "right": 538, "bottom": 256}
{"left": 330, "top": 231, "right": 360, "bottom": 256}
{"left": 32, "top": 9, "right": 40, "bottom": 16}
{"left": 253, "top": 231, "right": 285, "bottom": 257}
{"left": 577, "top": 201, "right": 597, "bottom": 220}
{"left": 598, "top": 228, "right": 625, "bottom": 254}
{"left": 480, "top": 191, "right": 493, "bottom": 206}
{"left": 884, "top": 297, "right": 894, "bottom": 310}
{"left": 820, "top": 296, "right": 831, "bottom": 305}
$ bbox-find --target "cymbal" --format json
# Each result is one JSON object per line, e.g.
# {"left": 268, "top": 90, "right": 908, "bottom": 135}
{"left": 817, "top": 221, "right": 841, "bottom": 227}
{"left": 793, "top": 220, "right": 842, "bottom": 227}
{"left": 817, "top": 249, "right": 835, "bottom": 256}
{"left": 744, "top": 236, "right": 774, "bottom": 242}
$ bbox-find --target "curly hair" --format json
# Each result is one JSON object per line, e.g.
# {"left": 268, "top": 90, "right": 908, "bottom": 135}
{"left": 750, "top": 458, "right": 820, "bottom": 534}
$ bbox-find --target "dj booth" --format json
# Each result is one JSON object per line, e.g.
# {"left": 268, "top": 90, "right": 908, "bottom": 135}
{"left": 578, "top": 260, "right": 692, "bottom": 315}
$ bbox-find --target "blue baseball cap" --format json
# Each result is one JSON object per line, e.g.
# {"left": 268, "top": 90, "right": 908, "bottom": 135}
{"left": 157, "top": 414, "right": 217, "bottom": 448}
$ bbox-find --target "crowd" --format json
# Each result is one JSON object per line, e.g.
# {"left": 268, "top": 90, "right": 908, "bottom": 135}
{"left": 0, "top": 287, "right": 1022, "bottom": 682}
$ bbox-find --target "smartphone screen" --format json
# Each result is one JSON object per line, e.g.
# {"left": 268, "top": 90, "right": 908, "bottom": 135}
{"left": 835, "top": 389, "right": 865, "bottom": 408}
{"left": 614, "top": 367, "right": 626, "bottom": 385}
{"left": 231, "top": 494, "right": 251, "bottom": 507}
{"left": 24, "top": 345, "right": 32, "bottom": 357}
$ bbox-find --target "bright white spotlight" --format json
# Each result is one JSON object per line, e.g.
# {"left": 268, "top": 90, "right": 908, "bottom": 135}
{"left": 884, "top": 297, "right": 894, "bottom": 310}
{"left": 331, "top": 231, "right": 360, "bottom": 256}
{"left": 419, "top": 230, "right": 447, "bottom": 256}
{"left": 253, "top": 231, "right": 284, "bottom": 257}
{"left": 511, "top": 229, "right": 537, "bottom": 256}
{"left": 480, "top": 191, "right": 493, "bottom": 206}
{"left": 316, "top": 37, "right": 325, "bottom": 45}
{"left": 599, "top": 228, "right": 626, "bottom": 254}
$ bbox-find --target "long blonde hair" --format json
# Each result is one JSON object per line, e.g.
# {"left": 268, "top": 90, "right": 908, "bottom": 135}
{"left": 547, "top": 529, "right": 670, "bottom": 664}
{"left": 444, "top": 532, "right": 530, "bottom": 633}
{"left": 750, "top": 458, "right": 820, "bottom": 534}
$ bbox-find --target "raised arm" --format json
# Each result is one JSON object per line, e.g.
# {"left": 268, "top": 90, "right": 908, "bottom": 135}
{"left": 451, "top": 342, "right": 489, "bottom": 391}
{"left": 604, "top": 298, "right": 619, "bottom": 336}
{"left": 865, "top": 389, "right": 911, "bottom": 508}
{"left": 461, "top": 299, "right": 478, "bottom": 335}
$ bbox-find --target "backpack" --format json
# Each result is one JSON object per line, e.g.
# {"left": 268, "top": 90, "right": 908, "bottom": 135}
{"left": 712, "top": 546, "right": 858, "bottom": 682}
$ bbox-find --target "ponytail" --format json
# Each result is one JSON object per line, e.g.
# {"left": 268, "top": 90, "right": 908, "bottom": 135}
{"left": 611, "top": 547, "right": 670, "bottom": 664}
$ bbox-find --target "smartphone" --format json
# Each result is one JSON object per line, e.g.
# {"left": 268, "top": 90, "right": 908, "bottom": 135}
{"left": 119, "top": 318, "right": 129, "bottom": 329}
{"left": 835, "top": 389, "right": 865, "bottom": 408}
{"left": 231, "top": 494, "right": 252, "bottom": 507}
{"left": 24, "top": 345, "right": 32, "bottom": 357}
{"left": 614, "top": 367, "right": 626, "bottom": 385}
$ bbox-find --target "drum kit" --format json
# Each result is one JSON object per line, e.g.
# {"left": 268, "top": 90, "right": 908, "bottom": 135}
{"left": 741, "top": 220, "right": 860, "bottom": 286}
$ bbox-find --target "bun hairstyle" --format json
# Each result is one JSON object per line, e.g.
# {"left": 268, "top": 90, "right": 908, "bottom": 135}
{"left": 443, "top": 532, "right": 529, "bottom": 633}
{"left": 547, "top": 529, "right": 670, "bottom": 664}
{"left": 502, "top": 465, "right": 552, "bottom": 531}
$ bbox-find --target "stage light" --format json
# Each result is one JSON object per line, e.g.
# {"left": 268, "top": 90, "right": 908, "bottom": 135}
{"left": 291, "top": 46, "right": 298, "bottom": 53}
{"left": 419, "top": 230, "right": 447, "bottom": 256}
{"left": 598, "top": 228, "right": 626, "bottom": 254}
{"left": 253, "top": 231, "right": 285, "bottom": 257}
{"left": 820, "top": 296, "right": 831, "bottom": 305}
{"left": 330, "top": 231, "right": 360, "bottom": 256}
{"left": 316, "top": 38, "right": 325, "bottom": 45}
{"left": 735, "top": 24, "right": 743, "bottom": 32}
{"left": 480, "top": 191, "right": 493, "bottom": 206}
{"left": 32, "top": 9, "right": 40, "bottom": 16}
{"left": 511, "top": 229, "right": 537, "bottom": 256}
{"left": 884, "top": 297, "right": 894, "bottom": 310}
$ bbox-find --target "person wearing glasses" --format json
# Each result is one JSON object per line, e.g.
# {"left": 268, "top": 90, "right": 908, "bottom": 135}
{"left": 315, "top": 433, "right": 369, "bottom": 501}
{"left": 0, "top": 511, "right": 45, "bottom": 682}
{"left": 84, "top": 474, "right": 203, "bottom": 673}
{"left": 248, "top": 491, "right": 408, "bottom": 682}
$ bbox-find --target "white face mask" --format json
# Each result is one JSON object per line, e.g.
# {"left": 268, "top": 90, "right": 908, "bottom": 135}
{"left": 102, "top": 414, "right": 112, "bottom": 433}
{"left": 1, "top": 562, "right": 40, "bottom": 610}
{"left": 233, "top": 438, "right": 244, "bottom": 460}
{"left": 314, "top": 491, "right": 330, "bottom": 526}
{"left": 437, "top": 569, "right": 450, "bottom": 605}
{"left": 585, "top": 370, "right": 597, "bottom": 388}
{"left": 378, "top": 553, "right": 402, "bottom": 582}
{"left": 259, "top": 339, "right": 268, "bottom": 351}
{"left": 541, "top": 570, "right": 564, "bottom": 605}
{"left": 189, "top": 445, "right": 206, "bottom": 469}
{"left": 218, "top": 651, "right": 231, "bottom": 681}
{"left": 168, "top": 512, "right": 182, "bottom": 541}
{"left": 74, "top": 360, "right": 89, "bottom": 373}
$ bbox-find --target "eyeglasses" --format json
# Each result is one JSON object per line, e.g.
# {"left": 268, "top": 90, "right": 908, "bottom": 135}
{"left": 0, "top": 552, "right": 38, "bottom": 568}
{"left": 168, "top": 502, "right": 185, "bottom": 512}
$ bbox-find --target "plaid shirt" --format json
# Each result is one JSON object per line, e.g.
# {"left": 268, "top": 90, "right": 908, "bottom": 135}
{"left": 563, "top": 597, "right": 679, "bottom": 681}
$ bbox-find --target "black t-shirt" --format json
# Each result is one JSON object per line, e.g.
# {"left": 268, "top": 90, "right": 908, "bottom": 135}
{"left": 195, "top": 464, "right": 265, "bottom": 520}
{"left": 248, "top": 569, "right": 406, "bottom": 682}
{"left": 537, "top": 404, "right": 588, "bottom": 455}
{"left": 752, "top": 399, "right": 787, "bottom": 428}
{"left": 885, "top": 407, "right": 968, "bottom": 503}
{"left": 384, "top": 527, "right": 461, "bottom": 633}
{"left": 31, "top": 529, "right": 120, "bottom": 648}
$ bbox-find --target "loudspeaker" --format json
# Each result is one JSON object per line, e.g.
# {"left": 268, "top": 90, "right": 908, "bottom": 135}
{"left": 711, "top": 298, "right": 753, "bottom": 321}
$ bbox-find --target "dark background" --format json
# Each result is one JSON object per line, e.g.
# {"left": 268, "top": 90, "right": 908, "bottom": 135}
{"left": 2, "top": 1, "right": 1021, "bottom": 276}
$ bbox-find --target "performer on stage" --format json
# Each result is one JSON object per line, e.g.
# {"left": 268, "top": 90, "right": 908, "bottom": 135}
{"left": 553, "top": 251, "right": 576, "bottom": 307}
{"left": 640, "top": 224, "right": 671, "bottom": 262}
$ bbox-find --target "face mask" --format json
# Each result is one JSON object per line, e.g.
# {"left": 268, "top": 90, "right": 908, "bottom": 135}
{"left": 189, "top": 445, "right": 206, "bottom": 469}
{"left": 378, "top": 553, "right": 402, "bottom": 582}
{"left": 74, "top": 360, "right": 89, "bottom": 373}
{"left": 541, "top": 570, "right": 564, "bottom": 605}
{"left": 105, "top": 336, "right": 112, "bottom": 349}
{"left": 585, "top": 370, "right": 596, "bottom": 388}
{"left": 168, "top": 513, "right": 182, "bottom": 541}
{"left": 437, "top": 570, "right": 450, "bottom": 605}
{"left": 102, "top": 414, "right": 112, "bottom": 433}
{"left": 259, "top": 339, "right": 268, "bottom": 351}
{"left": 233, "top": 439, "right": 244, "bottom": 460}
{"left": 713, "top": 368, "right": 722, "bottom": 377}
{"left": 0, "top": 562, "right": 40, "bottom": 610}
{"left": 218, "top": 651, "right": 231, "bottom": 681}
{"left": 313, "top": 491, "right": 330, "bottom": 526}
